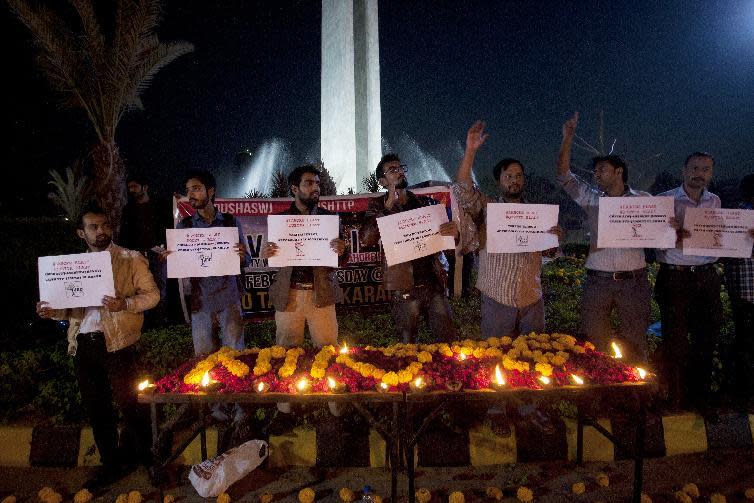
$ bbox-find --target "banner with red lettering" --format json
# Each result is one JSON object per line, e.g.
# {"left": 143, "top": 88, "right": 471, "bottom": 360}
{"left": 174, "top": 187, "right": 456, "bottom": 320}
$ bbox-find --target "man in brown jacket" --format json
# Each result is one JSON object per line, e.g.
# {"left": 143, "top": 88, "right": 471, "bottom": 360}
{"left": 262, "top": 164, "right": 348, "bottom": 347}
{"left": 360, "top": 154, "right": 459, "bottom": 343}
{"left": 37, "top": 204, "right": 159, "bottom": 489}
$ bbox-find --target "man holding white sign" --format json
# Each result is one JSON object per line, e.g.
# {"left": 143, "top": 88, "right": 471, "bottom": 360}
{"left": 655, "top": 152, "right": 723, "bottom": 412}
{"left": 557, "top": 112, "right": 652, "bottom": 363}
{"left": 176, "top": 169, "right": 250, "bottom": 356}
{"left": 262, "top": 165, "right": 348, "bottom": 348}
{"left": 36, "top": 204, "right": 159, "bottom": 489}
{"left": 454, "top": 121, "right": 562, "bottom": 338}
{"left": 360, "top": 154, "right": 459, "bottom": 343}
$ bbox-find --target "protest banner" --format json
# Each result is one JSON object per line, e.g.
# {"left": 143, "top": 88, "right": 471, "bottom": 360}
{"left": 377, "top": 204, "right": 455, "bottom": 266}
{"left": 597, "top": 196, "right": 675, "bottom": 248}
{"left": 266, "top": 214, "right": 339, "bottom": 267}
{"left": 486, "top": 203, "right": 559, "bottom": 253}
{"left": 683, "top": 207, "right": 754, "bottom": 258}
{"left": 38, "top": 251, "right": 114, "bottom": 309}
{"left": 166, "top": 227, "right": 241, "bottom": 278}
{"left": 172, "top": 186, "right": 456, "bottom": 320}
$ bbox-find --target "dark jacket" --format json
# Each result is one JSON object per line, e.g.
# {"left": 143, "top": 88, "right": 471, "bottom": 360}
{"left": 360, "top": 191, "right": 448, "bottom": 291}
{"left": 268, "top": 203, "right": 348, "bottom": 310}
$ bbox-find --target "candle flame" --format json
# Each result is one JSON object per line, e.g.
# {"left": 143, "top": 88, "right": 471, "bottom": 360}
{"left": 636, "top": 367, "right": 647, "bottom": 379}
{"left": 380, "top": 382, "right": 389, "bottom": 390}
{"left": 256, "top": 382, "right": 266, "bottom": 392}
{"left": 414, "top": 377, "right": 424, "bottom": 388}
{"left": 137, "top": 379, "right": 150, "bottom": 391}
{"left": 296, "top": 378, "right": 309, "bottom": 392}
{"left": 494, "top": 365, "right": 505, "bottom": 385}
{"left": 538, "top": 375, "right": 551, "bottom": 386}
{"left": 200, "top": 372, "right": 210, "bottom": 388}
{"left": 339, "top": 342, "right": 349, "bottom": 354}
{"left": 611, "top": 342, "right": 623, "bottom": 359}
{"left": 327, "top": 376, "right": 337, "bottom": 389}
{"left": 459, "top": 353, "right": 467, "bottom": 361}
{"left": 571, "top": 374, "right": 584, "bottom": 385}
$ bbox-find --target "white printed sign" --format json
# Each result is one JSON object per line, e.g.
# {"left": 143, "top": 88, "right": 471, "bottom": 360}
{"left": 597, "top": 196, "right": 676, "bottom": 248}
{"left": 683, "top": 207, "right": 754, "bottom": 258}
{"left": 166, "top": 227, "right": 241, "bottom": 278}
{"left": 377, "top": 204, "right": 455, "bottom": 267}
{"left": 266, "top": 214, "right": 339, "bottom": 268}
{"left": 38, "top": 251, "right": 115, "bottom": 309}
{"left": 486, "top": 203, "right": 560, "bottom": 253}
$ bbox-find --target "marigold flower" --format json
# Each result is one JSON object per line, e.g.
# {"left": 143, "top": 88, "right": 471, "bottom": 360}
{"left": 128, "top": 491, "right": 143, "bottom": 503}
{"left": 674, "top": 491, "right": 692, "bottom": 503}
{"left": 640, "top": 494, "right": 652, "bottom": 503}
{"left": 516, "top": 486, "right": 534, "bottom": 502}
{"left": 298, "top": 489, "right": 315, "bottom": 503}
{"left": 485, "top": 486, "right": 503, "bottom": 501}
{"left": 217, "top": 493, "right": 231, "bottom": 503}
{"left": 73, "top": 489, "right": 92, "bottom": 503}
{"left": 448, "top": 491, "right": 465, "bottom": 503}
{"left": 682, "top": 483, "right": 700, "bottom": 498}
{"left": 115, "top": 494, "right": 128, "bottom": 503}
{"left": 709, "top": 493, "right": 726, "bottom": 503}
{"left": 415, "top": 488, "right": 431, "bottom": 503}
{"left": 259, "top": 493, "right": 273, "bottom": 503}
{"left": 745, "top": 488, "right": 754, "bottom": 499}
{"left": 595, "top": 473, "right": 609, "bottom": 487}
{"left": 571, "top": 482, "right": 585, "bottom": 494}
{"left": 339, "top": 488, "right": 355, "bottom": 502}
{"left": 164, "top": 495, "right": 175, "bottom": 503}
{"left": 2, "top": 496, "right": 16, "bottom": 503}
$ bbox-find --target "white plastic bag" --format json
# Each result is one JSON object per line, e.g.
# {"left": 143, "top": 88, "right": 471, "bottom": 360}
{"left": 189, "top": 439, "right": 269, "bottom": 497}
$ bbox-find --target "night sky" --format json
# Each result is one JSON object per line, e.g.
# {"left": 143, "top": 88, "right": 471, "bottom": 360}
{"left": 4, "top": 0, "right": 754, "bottom": 213}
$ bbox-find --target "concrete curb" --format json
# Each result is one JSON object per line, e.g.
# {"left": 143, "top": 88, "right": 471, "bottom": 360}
{"left": 3, "top": 413, "right": 752, "bottom": 468}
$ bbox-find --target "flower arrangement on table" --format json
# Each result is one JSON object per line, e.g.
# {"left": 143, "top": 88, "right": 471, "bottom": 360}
{"left": 151, "top": 333, "right": 648, "bottom": 394}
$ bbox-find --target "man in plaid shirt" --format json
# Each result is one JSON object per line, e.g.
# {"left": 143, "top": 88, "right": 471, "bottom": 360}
{"left": 723, "top": 174, "right": 754, "bottom": 409}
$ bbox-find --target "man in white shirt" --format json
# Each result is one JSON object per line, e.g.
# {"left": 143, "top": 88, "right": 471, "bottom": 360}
{"left": 655, "top": 152, "right": 722, "bottom": 411}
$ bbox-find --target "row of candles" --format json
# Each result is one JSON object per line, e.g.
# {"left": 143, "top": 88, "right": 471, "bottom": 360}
{"left": 137, "top": 341, "right": 648, "bottom": 394}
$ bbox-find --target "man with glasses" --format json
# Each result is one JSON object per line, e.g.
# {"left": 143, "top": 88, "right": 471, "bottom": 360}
{"left": 360, "top": 153, "right": 459, "bottom": 343}
{"left": 557, "top": 112, "right": 651, "bottom": 364}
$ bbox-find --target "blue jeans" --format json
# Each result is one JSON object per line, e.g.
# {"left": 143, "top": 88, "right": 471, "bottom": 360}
{"left": 190, "top": 303, "right": 244, "bottom": 355}
{"left": 481, "top": 294, "right": 545, "bottom": 338}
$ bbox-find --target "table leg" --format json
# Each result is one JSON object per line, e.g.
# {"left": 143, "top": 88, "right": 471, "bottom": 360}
{"left": 576, "top": 411, "right": 584, "bottom": 465}
{"left": 199, "top": 404, "right": 208, "bottom": 461}
{"left": 632, "top": 401, "right": 646, "bottom": 503}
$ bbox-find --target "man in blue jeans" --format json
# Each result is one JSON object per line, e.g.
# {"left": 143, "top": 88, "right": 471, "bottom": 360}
{"left": 177, "top": 169, "right": 250, "bottom": 355}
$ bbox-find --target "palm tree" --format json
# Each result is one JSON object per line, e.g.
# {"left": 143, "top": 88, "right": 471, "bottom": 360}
{"left": 8, "top": 0, "right": 193, "bottom": 233}
{"left": 48, "top": 164, "right": 90, "bottom": 223}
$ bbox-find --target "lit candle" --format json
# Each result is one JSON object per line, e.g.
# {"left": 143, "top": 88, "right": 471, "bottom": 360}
{"left": 339, "top": 342, "right": 349, "bottom": 354}
{"left": 296, "top": 377, "right": 310, "bottom": 393}
{"left": 458, "top": 353, "right": 467, "bottom": 361}
{"left": 491, "top": 365, "right": 506, "bottom": 391}
{"left": 538, "top": 375, "right": 551, "bottom": 386}
{"left": 200, "top": 371, "right": 220, "bottom": 392}
{"left": 255, "top": 381, "right": 270, "bottom": 393}
{"left": 376, "top": 382, "right": 390, "bottom": 393}
{"left": 445, "top": 379, "right": 463, "bottom": 392}
{"left": 137, "top": 379, "right": 154, "bottom": 393}
{"left": 636, "top": 367, "right": 647, "bottom": 380}
{"left": 611, "top": 342, "right": 623, "bottom": 359}
{"left": 200, "top": 371, "right": 210, "bottom": 388}
{"left": 570, "top": 374, "right": 584, "bottom": 385}
{"left": 409, "top": 376, "right": 426, "bottom": 392}
{"left": 327, "top": 376, "right": 346, "bottom": 393}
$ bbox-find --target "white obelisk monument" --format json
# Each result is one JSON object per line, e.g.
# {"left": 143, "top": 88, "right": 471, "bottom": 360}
{"left": 321, "top": 0, "right": 381, "bottom": 194}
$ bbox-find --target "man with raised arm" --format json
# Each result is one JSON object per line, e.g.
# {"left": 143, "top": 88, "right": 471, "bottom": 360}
{"left": 557, "top": 112, "right": 651, "bottom": 363}
{"left": 360, "top": 153, "right": 459, "bottom": 343}
{"left": 453, "top": 121, "right": 562, "bottom": 338}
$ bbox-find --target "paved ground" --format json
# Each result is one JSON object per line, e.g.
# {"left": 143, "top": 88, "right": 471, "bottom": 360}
{"left": 2, "top": 449, "right": 754, "bottom": 502}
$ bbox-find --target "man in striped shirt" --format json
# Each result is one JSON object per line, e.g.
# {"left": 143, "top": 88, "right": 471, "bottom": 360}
{"left": 454, "top": 121, "right": 562, "bottom": 338}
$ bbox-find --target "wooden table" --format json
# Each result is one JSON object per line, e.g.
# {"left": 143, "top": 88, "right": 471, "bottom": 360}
{"left": 139, "top": 381, "right": 655, "bottom": 503}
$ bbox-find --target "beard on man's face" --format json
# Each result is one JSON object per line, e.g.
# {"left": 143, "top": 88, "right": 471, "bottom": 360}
{"left": 395, "top": 178, "right": 408, "bottom": 189}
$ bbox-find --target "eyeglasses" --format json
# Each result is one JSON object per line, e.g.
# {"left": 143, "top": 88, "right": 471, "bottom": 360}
{"left": 385, "top": 165, "right": 408, "bottom": 175}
